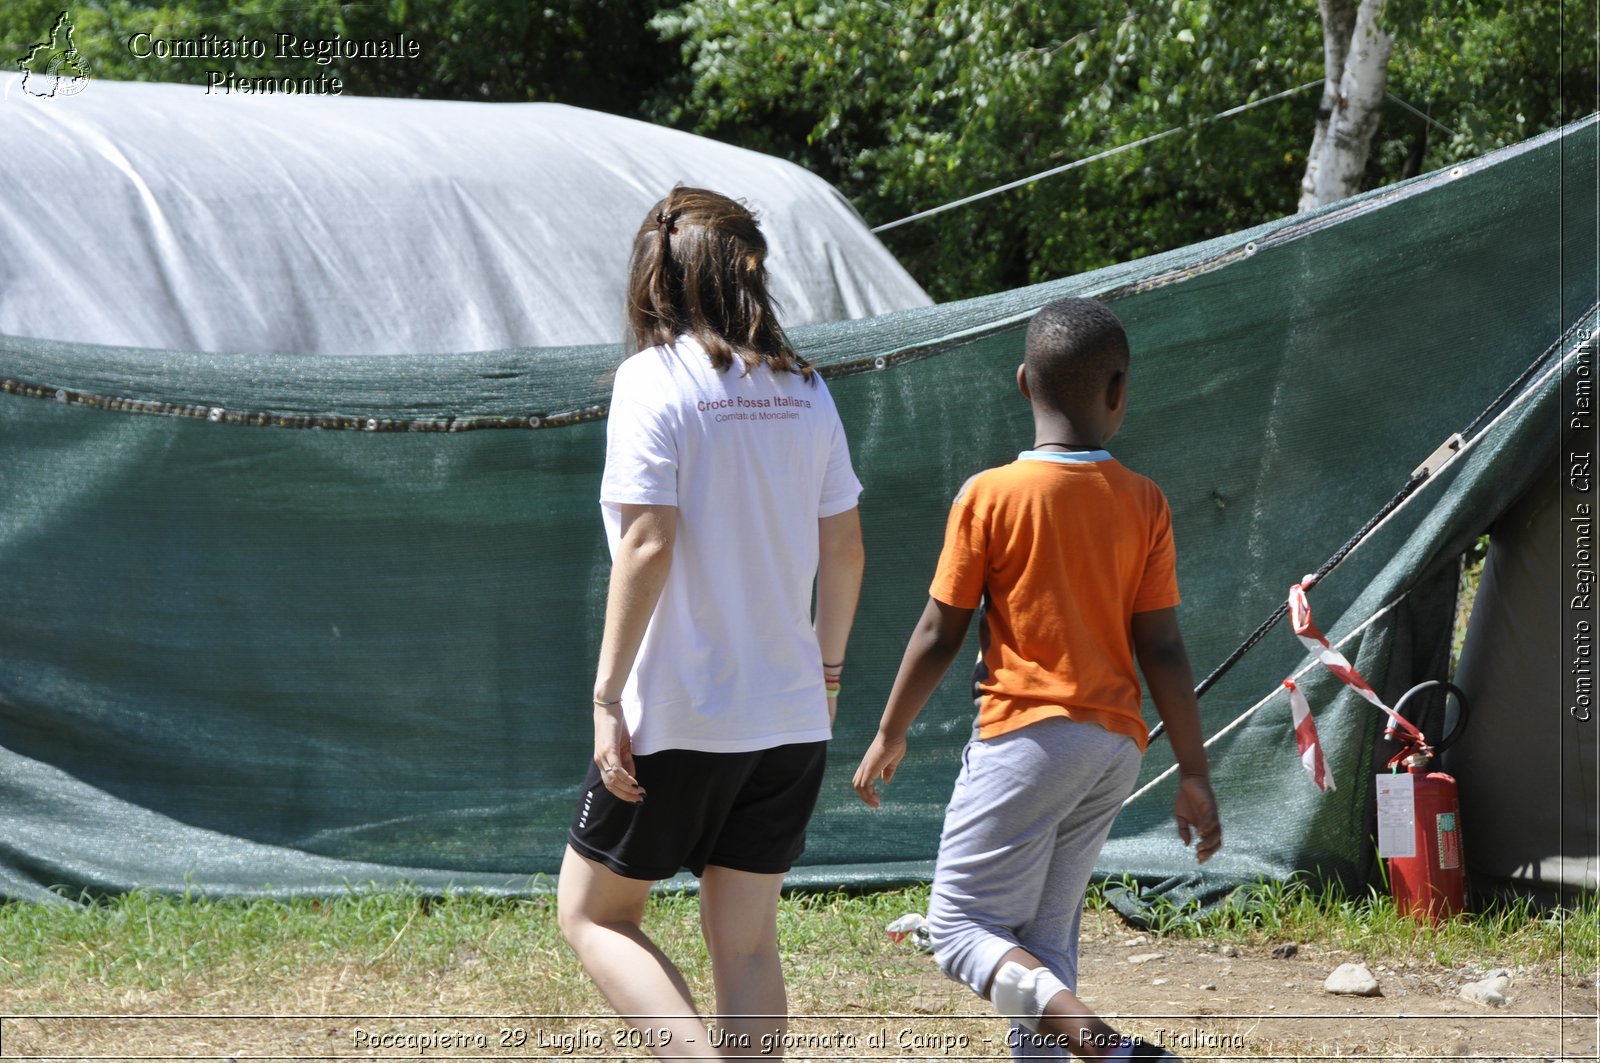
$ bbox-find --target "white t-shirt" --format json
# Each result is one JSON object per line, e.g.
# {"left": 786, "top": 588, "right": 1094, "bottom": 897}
{"left": 600, "top": 336, "right": 863, "bottom": 755}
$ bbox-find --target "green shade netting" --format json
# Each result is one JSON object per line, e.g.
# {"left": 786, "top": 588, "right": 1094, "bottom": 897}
{"left": 1, "top": 118, "right": 1594, "bottom": 914}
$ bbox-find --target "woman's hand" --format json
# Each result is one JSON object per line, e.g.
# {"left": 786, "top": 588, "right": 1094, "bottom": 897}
{"left": 588, "top": 504, "right": 675, "bottom": 806}
{"left": 593, "top": 701, "right": 644, "bottom": 803}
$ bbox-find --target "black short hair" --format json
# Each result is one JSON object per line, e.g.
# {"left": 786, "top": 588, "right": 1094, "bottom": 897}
{"left": 1023, "top": 297, "right": 1129, "bottom": 413}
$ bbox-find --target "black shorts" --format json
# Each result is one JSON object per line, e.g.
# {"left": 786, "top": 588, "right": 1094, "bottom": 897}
{"left": 567, "top": 741, "right": 827, "bottom": 880}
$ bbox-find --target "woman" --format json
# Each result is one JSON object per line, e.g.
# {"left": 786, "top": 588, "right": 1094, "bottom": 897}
{"left": 557, "top": 186, "right": 866, "bottom": 1058}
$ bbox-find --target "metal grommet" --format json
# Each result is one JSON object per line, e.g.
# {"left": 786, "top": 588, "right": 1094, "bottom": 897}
{"left": 208, "top": 407, "right": 224, "bottom": 422}
{"left": 365, "top": 418, "right": 379, "bottom": 431}
{"left": 527, "top": 415, "right": 543, "bottom": 429}
{"left": 872, "top": 356, "right": 888, "bottom": 371}
{"left": 1244, "top": 241, "right": 1258, "bottom": 256}
{"left": 1449, "top": 167, "right": 1463, "bottom": 178}
{"left": 54, "top": 389, "right": 68, "bottom": 403}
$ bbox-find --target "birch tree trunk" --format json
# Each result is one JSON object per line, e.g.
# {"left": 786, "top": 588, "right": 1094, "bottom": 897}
{"left": 1298, "top": 0, "right": 1395, "bottom": 211}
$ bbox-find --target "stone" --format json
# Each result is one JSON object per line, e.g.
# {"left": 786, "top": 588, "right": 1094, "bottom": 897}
{"left": 1458, "top": 981, "right": 1506, "bottom": 1007}
{"left": 1271, "top": 942, "right": 1299, "bottom": 959}
{"left": 1219, "top": 944, "right": 1238, "bottom": 958}
{"left": 1324, "top": 962, "right": 1382, "bottom": 997}
{"left": 1127, "top": 952, "right": 1165, "bottom": 966}
{"left": 1458, "top": 968, "right": 1512, "bottom": 1007}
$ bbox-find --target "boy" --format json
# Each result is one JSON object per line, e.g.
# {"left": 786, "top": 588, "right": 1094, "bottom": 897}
{"left": 853, "top": 297, "right": 1220, "bottom": 1061}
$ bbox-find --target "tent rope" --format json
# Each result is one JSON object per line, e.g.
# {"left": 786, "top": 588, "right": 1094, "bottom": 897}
{"left": 1384, "top": 92, "right": 1465, "bottom": 139}
{"left": 1146, "top": 301, "right": 1600, "bottom": 747}
{"left": 869, "top": 81, "right": 1322, "bottom": 234}
{"left": 1124, "top": 593, "right": 1410, "bottom": 808}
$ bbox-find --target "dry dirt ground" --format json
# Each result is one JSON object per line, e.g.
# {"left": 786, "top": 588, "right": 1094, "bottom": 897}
{"left": 1, "top": 909, "right": 1594, "bottom": 1062}
{"left": 828, "top": 909, "right": 1598, "bottom": 1063}
{"left": 1044, "top": 909, "right": 1594, "bottom": 1060}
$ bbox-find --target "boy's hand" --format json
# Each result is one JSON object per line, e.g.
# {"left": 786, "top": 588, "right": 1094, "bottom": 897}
{"left": 1173, "top": 774, "right": 1221, "bottom": 863}
{"left": 852, "top": 733, "right": 906, "bottom": 808}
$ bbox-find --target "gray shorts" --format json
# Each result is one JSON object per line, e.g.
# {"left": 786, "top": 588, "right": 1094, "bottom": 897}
{"left": 928, "top": 716, "right": 1140, "bottom": 1036}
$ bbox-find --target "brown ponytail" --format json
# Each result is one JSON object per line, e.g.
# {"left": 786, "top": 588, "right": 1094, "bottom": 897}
{"left": 624, "top": 186, "right": 812, "bottom": 380}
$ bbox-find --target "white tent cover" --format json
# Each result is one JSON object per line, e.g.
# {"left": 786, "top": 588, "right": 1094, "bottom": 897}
{"left": 0, "top": 79, "right": 930, "bottom": 355}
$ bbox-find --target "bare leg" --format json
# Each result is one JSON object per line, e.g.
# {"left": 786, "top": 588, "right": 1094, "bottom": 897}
{"left": 986, "top": 947, "right": 1134, "bottom": 1061}
{"left": 556, "top": 845, "right": 721, "bottom": 1059}
{"left": 699, "top": 865, "right": 787, "bottom": 1056}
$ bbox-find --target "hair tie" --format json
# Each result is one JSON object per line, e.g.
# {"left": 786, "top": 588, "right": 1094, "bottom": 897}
{"left": 656, "top": 209, "right": 679, "bottom": 236}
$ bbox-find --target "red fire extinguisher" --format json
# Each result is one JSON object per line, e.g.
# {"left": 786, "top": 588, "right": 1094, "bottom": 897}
{"left": 1382, "top": 680, "right": 1470, "bottom": 924}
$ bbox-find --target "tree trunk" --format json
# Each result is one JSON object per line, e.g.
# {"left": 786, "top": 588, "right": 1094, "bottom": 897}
{"left": 1298, "top": 0, "right": 1394, "bottom": 211}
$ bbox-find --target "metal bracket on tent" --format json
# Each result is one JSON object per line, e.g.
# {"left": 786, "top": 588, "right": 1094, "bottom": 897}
{"left": 1411, "top": 433, "right": 1465, "bottom": 479}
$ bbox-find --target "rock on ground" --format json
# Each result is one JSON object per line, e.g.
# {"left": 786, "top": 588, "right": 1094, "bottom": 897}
{"left": 1324, "top": 962, "right": 1382, "bottom": 997}
{"left": 1459, "top": 967, "right": 1513, "bottom": 1007}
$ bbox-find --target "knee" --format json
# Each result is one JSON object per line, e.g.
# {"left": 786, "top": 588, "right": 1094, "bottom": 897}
{"left": 555, "top": 891, "right": 642, "bottom": 951}
{"left": 988, "top": 961, "right": 1068, "bottom": 1033}
{"left": 931, "top": 934, "right": 960, "bottom": 982}
{"left": 701, "top": 913, "right": 778, "bottom": 969}
{"left": 929, "top": 920, "right": 987, "bottom": 991}
{"left": 555, "top": 897, "right": 585, "bottom": 949}
{"left": 929, "top": 914, "right": 1036, "bottom": 1003}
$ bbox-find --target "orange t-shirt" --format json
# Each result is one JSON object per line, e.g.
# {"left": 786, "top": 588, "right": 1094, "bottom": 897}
{"left": 928, "top": 452, "right": 1180, "bottom": 751}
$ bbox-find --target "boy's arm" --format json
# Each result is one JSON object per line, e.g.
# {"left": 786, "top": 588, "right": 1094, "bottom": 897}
{"left": 816, "top": 507, "right": 866, "bottom": 724}
{"left": 853, "top": 597, "right": 974, "bottom": 807}
{"left": 1131, "top": 607, "right": 1222, "bottom": 863}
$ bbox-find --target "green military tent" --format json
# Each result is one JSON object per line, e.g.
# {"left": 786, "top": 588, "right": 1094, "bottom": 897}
{"left": 0, "top": 81, "right": 1593, "bottom": 909}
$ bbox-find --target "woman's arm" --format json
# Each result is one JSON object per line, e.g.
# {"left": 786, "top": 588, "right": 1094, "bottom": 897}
{"left": 591, "top": 503, "right": 677, "bottom": 803}
{"left": 815, "top": 507, "right": 865, "bottom": 721}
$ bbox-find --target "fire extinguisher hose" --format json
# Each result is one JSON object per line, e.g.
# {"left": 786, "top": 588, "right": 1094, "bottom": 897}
{"left": 1388, "top": 679, "right": 1470, "bottom": 758}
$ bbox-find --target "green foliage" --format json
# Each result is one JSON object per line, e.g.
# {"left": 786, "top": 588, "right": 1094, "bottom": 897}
{"left": 653, "top": 0, "right": 1597, "bottom": 300}
{"left": 1381, "top": 2, "right": 1598, "bottom": 176}
{"left": 1, "top": 1, "right": 678, "bottom": 111}
{"left": 652, "top": 1, "right": 1323, "bottom": 300}
{"left": 1451, "top": 535, "right": 1490, "bottom": 672}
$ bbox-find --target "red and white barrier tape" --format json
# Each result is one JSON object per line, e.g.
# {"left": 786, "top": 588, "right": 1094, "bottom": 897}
{"left": 1284, "top": 579, "right": 1431, "bottom": 790}
{"left": 1282, "top": 677, "right": 1335, "bottom": 791}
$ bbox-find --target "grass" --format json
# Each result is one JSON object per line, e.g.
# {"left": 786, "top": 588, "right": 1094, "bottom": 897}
{"left": 1111, "top": 873, "right": 1599, "bottom": 974}
{"left": 0, "top": 885, "right": 947, "bottom": 1015}
{"left": 0, "top": 882, "right": 1593, "bottom": 1060}
{"left": 1, "top": 887, "right": 571, "bottom": 1008}
{"left": 2, "top": 878, "right": 1593, "bottom": 999}
{"left": 0, "top": 885, "right": 972, "bottom": 1059}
